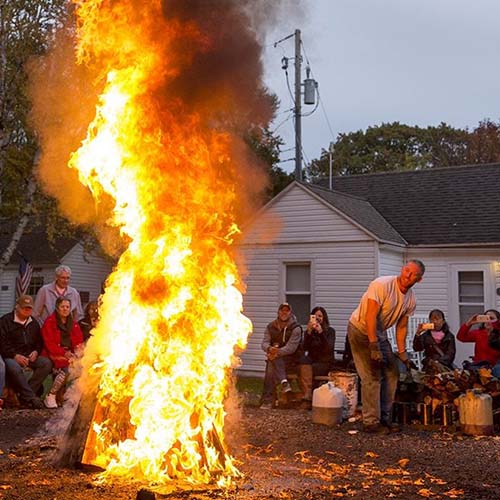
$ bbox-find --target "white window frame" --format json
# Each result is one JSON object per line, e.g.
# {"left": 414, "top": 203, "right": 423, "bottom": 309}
{"left": 281, "top": 260, "right": 314, "bottom": 325}
{"left": 449, "top": 263, "right": 495, "bottom": 324}
{"left": 449, "top": 262, "right": 495, "bottom": 365}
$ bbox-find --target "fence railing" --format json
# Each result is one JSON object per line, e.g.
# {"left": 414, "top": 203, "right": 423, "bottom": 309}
{"left": 386, "top": 315, "right": 428, "bottom": 370}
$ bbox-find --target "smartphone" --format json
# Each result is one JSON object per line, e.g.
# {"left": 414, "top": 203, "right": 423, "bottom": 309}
{"left": 477, "top": 314, "right": 492, "bottom": 322}
{"left": 310, "top": 314, "right": 317, "bottom": 324}
{"left": 421, "top": 322, "right": 434, "bottom": 330}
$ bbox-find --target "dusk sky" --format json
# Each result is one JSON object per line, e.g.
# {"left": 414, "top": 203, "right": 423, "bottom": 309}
{"left": 263, "top": 0, "right": 500, "bottom": 171}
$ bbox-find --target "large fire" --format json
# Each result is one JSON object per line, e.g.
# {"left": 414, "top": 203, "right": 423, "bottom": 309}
{"left": 34, "top": 0, "right": 268, "bottom": 487}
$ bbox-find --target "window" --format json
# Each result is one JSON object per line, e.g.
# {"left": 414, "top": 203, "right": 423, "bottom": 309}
{"left": 458, "top": 271, "right": 484, "bottom": 325}
{"left": 285, "top": 263, "right": 311, "bottom": 325}
{"left": 27, "top": 277, "right": 44, "bottom": 297}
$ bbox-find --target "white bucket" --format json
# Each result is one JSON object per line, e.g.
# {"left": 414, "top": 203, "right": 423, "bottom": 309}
{"left": 312, "top": 382, "right": 344, "bottom": 426}
{"left": 329, "top": 371, "right": 358, "bottom": 418}
{"left": 458, "top": 390, "right": 493, "bottom": 436}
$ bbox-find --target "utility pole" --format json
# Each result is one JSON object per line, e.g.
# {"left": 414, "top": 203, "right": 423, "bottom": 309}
{"left": 329, "top": 142, "right": 334, "bottom": 190}
{"left": 275, "top": 29, "right": 317, "bottom": 181}
{"left": 294, "top": 29, "right": 302, "bottom": 181}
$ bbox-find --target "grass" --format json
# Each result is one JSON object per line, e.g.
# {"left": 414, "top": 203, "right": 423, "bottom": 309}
{"left": 236, "top": 376, "right": 263, "bottom": 395}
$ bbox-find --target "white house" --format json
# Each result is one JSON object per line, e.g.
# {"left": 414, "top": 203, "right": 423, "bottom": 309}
{"left": 238, "top": 164, "right": 500, "bottom": 375}
{"left": 0, "top": 223, "right": 112, "bottom": 315}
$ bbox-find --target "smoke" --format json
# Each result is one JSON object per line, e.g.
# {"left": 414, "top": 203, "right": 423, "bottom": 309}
{"left": 28, "top": 0, "right": 304, "bottom": 236}
{"left": 27, "top": 0, "right": 305, "bottom": 470}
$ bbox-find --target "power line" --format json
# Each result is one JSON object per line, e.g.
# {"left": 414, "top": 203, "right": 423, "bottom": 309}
{"left": 272, "top": 111, "right": 294, "bottom": 134}
{"left": 300, "top": 39, "right": 336, "bottom": 144}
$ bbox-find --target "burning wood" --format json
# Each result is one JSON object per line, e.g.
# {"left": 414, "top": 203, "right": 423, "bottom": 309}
{"left": 27, "top": 0, "right": 287, "bottom": 488}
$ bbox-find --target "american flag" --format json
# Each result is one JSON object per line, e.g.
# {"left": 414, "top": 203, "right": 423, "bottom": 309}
{"left": 16, "top": 256, "right": 33, "bottom": 298}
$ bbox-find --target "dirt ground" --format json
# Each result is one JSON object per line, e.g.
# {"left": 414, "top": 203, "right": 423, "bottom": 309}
{"left": 1, "top": 404, "right": 499, "bottom": 500}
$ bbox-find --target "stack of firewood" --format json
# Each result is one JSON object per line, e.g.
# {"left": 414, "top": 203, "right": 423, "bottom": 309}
{"left": 422, "top": 367, "right": 500, "bottom": 403}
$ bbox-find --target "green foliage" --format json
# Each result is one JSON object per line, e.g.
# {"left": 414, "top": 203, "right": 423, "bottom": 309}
{"left": 245, "top": 115, "right": 294, "bottom": 200}
{"left": 236, "top": 375, "right": 263, "bottom": 395}
{"left": 0, "top": 0, "right": 69, "bottom": 217}
{"left": 0, "top": 0, "right": 85, "bottom": 261}
{"left": 307, "top": 120, "right": 500, "bottom": 181}
{"left": 467, "top": 119, "right": 500, "bottom": 164}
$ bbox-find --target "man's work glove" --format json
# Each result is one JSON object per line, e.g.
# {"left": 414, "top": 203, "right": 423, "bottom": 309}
{"left": 368, "top": 342, "right": 384, "bottom": 364}
{"left": 397, "top": 350, "right": 417, "bottom": 370}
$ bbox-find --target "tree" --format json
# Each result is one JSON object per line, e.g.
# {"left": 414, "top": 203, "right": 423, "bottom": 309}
{"left": 245, "top": 124, "right": 294, "bottom": 200}
{"left": 306, "top": 121, "right": 471, "bottom": 181}
{"left": 0, "top": 0, "right": 69, "bottom": 274}
{"left": 467, "top": 119, "right": 500, "bottom": 164}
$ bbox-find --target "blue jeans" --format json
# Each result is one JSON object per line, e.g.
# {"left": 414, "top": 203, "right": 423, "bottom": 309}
{"left": 261, "top": 355, "right": 297, "bottom": 403}
{"left": 0, "top": 356, "right": 5, "bottom": 396}
{"left": 5, "top": 356, "right": 53, "bottom": 403}
{"left": 492, "top": 362, "right": 500, "bottom": 379}
{"left": 347, "top": 322, "right": 399, "bottom": 426}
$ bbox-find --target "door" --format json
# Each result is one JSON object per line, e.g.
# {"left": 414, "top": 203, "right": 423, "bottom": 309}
{"left": 449, "top": 263, "right": 495, "bottom": 365}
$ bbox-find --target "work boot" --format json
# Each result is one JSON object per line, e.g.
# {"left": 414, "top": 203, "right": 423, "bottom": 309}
{"left": 381, "top": 421, "right": 401, "bottom": 433}
{"left": 362, "top": 423, "right": 390, "bottom": 435}
{"left": 298, "top": 364, "right": 313, "bottom": 400}
{"left": 29, "top": 397, "right": 44, "bottom": 410}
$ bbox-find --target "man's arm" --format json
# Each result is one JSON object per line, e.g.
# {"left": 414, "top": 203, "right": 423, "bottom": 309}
{"left": 32, "top": 287, "right": 46, "bottom": 323}
{"left": 72, "top": 290, "right": 84, "bottom": 321}
{"left": 395, "top": 314, "right": 409, "bottom": 355}
{"left": 365, "top": 299, "right": 380, "bottom": 343}
{"left": 278, "top": 325, "right": 302, "bottom": 357}
{"left": 261, "top": 325, "right": 271, "bottom": 353}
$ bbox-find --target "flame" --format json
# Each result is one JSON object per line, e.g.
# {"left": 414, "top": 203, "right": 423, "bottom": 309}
{"left": 66, "top": 0, "right": 253, "bottom": 486}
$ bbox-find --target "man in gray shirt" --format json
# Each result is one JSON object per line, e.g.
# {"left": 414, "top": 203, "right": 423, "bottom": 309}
{"left": 33, "top": 265, "right": 84, "bottom": 325}
{"left": 348, "top": 260, "right": 425, "bottom": 433}
{"left": 260, "top": 303, "right": 302, "bottom": 409}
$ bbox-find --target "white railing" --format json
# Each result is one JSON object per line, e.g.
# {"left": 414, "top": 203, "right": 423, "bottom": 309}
{"left": 386, "top": 315, "right": 428, "bottom": 370}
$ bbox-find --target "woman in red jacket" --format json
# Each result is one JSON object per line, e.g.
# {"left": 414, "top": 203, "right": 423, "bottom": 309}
{"left": 457, "top": 309, "right": 500, "bottom": 369}
{"left": 41, "top": 296, "right": 84, "bottom": 408}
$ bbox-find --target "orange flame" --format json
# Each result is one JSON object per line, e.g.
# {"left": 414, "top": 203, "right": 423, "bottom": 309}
{"left": 65, "top": 0, "right": 253, "bottom": 486}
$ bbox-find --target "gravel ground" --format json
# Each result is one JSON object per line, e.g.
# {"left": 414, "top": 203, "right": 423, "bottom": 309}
{"left": 0, "top": 404, "right": 499, "bottom": 500}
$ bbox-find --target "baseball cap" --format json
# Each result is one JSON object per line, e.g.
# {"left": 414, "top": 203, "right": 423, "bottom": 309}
{"left": 16, "top": 295, "right": 34, "bottom": 308}
{"left": 278, "top": 302, "right": 292, "bottom": 311}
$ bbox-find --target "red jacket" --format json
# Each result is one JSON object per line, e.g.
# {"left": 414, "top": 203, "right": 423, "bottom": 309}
{"left": 41, "top": 313, "right": 84, "bottom": 368}
{"left": 456, "top": 323, "right": 500, "bottom": 365}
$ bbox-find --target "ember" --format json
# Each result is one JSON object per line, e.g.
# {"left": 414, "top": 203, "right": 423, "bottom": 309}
{"left": 27, "top": 0, "right": 285, "bottom": 488}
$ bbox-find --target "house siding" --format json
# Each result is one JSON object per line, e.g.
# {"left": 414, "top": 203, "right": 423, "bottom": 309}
{"left": 245, "top": 184, "right": 372, "bottom": 245}
{"left": 61, "top": 244, "right": 112, "bottom": 304}
{"left": 239, "top": 241, "right": 376, "bottom": 375}
{"left": 378, "top": 246, "right": 404, "bottom": 276}
{"left": 0, "top": 269, "right": 18, "bottom": 314}
{"left": 0, "top": 244, "right": 111, "bottom": 316}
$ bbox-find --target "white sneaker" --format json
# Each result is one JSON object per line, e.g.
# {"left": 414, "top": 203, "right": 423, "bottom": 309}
{"left": 44, "top": 393, "right": 58, "bottom": 409}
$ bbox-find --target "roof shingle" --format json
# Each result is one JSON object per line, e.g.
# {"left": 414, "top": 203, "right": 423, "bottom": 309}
{"left": 314, "top": 163, "right": 500, "bottom": 245}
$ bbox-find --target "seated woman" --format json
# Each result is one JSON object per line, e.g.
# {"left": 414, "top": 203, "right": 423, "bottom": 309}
{"left": 457, "top": 309, "right": 500, "bottom": 370}
{"left": 41, "top": 296, "right": 84, "bottom": 409}
{"left": 298, "top": 306, "right": 336, "bottom": 408}
{"left": 413, "top": 309, "right": 456, "bottom": 373}
{"left": 78, "top": 301, "right": 99, "bottom": 342}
